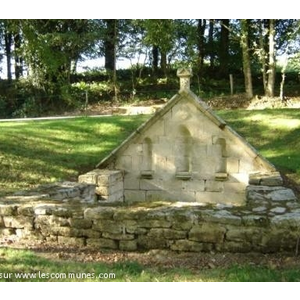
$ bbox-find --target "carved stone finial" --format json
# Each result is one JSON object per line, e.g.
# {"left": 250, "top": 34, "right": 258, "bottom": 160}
{"left": 177, "top": 68, "right": 192, "bottom": 91}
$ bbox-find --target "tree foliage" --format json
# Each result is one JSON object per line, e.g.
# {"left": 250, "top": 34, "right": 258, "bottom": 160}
{"left": 0, "top": 19, "right": 300, "bottom": 117}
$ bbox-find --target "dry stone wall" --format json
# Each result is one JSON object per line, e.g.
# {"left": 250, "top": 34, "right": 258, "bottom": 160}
{"left": 1, "top": 181, "right": 299, "bottom": 253}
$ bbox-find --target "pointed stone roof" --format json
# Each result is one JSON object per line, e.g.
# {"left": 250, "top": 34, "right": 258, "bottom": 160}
{"left": 97, "top": 68, "right": 276, "bottom": 173}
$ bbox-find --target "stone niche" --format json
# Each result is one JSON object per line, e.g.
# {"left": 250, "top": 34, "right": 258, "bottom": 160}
{"left": 79, "top": 68, "right": 288, "bottom": 206}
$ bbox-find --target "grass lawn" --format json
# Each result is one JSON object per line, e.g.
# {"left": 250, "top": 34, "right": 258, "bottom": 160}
{"left": 0, "top": 115, "right": 149, "bottom": 196}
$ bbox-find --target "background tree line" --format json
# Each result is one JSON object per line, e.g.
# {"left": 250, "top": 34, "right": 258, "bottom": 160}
{"left": 0, "top": 19, "right": 299, "bottom": 118}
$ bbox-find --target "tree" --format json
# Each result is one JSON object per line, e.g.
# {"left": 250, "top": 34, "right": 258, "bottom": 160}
{"left": 219, "top": 19, "right": 230, "bottom": 76}
{"left": 142, "top": 19, "right": 176, "bottom": 76}
{"left": 240, "top": 19, "right": 253, "bottom": 99}
{"left": 266, "top": 19, "right": 276, "bottom": 97}
{"left": 197, "top": 19, "right": 206, "bottom": 77}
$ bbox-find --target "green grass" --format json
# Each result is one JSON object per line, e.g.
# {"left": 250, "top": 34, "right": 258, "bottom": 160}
{"left": 1, "top": 247, "right": 300, "bottom": 282}
{"left": 0, "top": 115, "right": 148, "bottom": 196}
{"left": 217, "top": 109, "right": 300, "bottom": 182}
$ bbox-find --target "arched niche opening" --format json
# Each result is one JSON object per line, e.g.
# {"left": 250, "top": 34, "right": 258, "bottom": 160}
{"left": 214, "top": 137, "right": 228, "bottom": 181}
{"left": 140, "top": 137, "right": 154, "bottom": 179}
{"left": 175, "top": 125, "right": 192, "bottom": 180}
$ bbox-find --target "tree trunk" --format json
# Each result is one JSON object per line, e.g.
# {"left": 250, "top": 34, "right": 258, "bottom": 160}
{"left": 197, "top": 19, "right": 206, "bottom": 78}
{"left": 266, "top": 19, "right": 276, "bottom": 97}
{"left": 14, "top": 31, "right": 23, "bottom": 80}
{"left": 208, "top": 19, "right": 215, "bottom": 70}
{"left": 4, "top": 31, "right": 13, "bottom": 81}
{"left": 160, "top": 49, "right": 167, "bottom": 76}
{"left": 240, "top": 19, "right": 253, "bottom": 99}
{"left": 258, "top": 19, "right": 267, "bottom": 94}
{"left": 219, "top": 19, "right": 230, "bottom": 76}
{"left": 152, "top": 45, "right": 159, "bottom": 76}
{"left": 104, "top": 19, "right": 118, "bottom": 101}
{"left": 104, "top": 19, "right": 117, "bottom": 73}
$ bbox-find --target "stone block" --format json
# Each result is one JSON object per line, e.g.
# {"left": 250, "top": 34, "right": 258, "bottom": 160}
{"left": 102, "top": 232, "right": 135, "bottom": 240}
{"left": 227, "top": 158, "right": 240, "bottom": 173}
{"left": 93, "top": 220, "right": 123, "bottom": 234}
{"left": 271, "top": 212, "right": 300, "bottom": 229}
{"left": 119, "top": 240, "right": 138, "bottom": 251}
{"left": 137, "top": 234, "right": 167, "bottom": 249}
{"left": 170, "top": 240, "right": 213, "bottom": 252}
{"left": 51, "top": 207, "right": 73, "bottom": 218}
{"left": 34, "top": 205, "right": 54, "bottom": 215}
{"left": 0, "top": 228, "right": 15, "bottom": 236}
{"left": 225, "top": 227, "right": 261, "bottom": 243}
{"left": 17, "top": 205, "right": 34, "bottom": 217}
{"left": 3, "top": 216, "right": 33, "bottom": 229}
{"left": 0, "top": 205, "right": 17, "bottom": 216}
{"left": 205, "top": 180, "right": 224, "bottom": 192}
{"left": 96, "top": 181, "right": 123, "bottom": 196}
{"left": 57, "top": 236, "right": 85, "bottom": 247}
{"left": 69, "top": 218, "right": 92, "bottom": 229}
{"left": 148, "top": 228, "right": 187, "bottom": 240}
{"left": 216, "top": 241, "right": 252, "bottom": 253}
{"left": 86, "top": 238, "right": 118, "bottom": 249}
{"left": 138, "top": 219, "right": 172, "bottom": 228}
{"left": 249, "top": 172, "right": 283, "bottom": 186}
{"left": 0, "top": 216, "right": 4, "bottom": 227}
{"left": 84, "top": 207, "right": 115, "bottom": 220}
{"left": 124, "top": 174, "right": 140, "bottom": 189}
{"left": 242, "top": 215, "right": 269, "bottom": 227}
{"left": 124, "top": 190, "right": 146, "bottom": 202}
{"left": 189, "top": 224, "right": 226, "bottom": 243}
{"left": 201, "top": 210, "right": 242, "bottom": 226}
{"left": 116, "top": 155, "right": 132, "bottom": 169}
{"left": 247, "top": 186, "right": 297, "bottom": 202}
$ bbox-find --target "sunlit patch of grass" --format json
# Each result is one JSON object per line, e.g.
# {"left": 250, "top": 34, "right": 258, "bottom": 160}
{"left": 217, "top": 109, "right": 300, "bottom": 183}
{"left": 0, "top": 115, "right": 148, "bottom": 196}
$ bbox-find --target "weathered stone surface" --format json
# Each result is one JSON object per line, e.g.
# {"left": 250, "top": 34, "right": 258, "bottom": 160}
{"left": 148, "top": 228, "right": 187, "bottom": 240}
{"left": 84, "top": 207, "right": 115, "bottom": 219}
{"left": 57, "top": 236, "right": 85, "bottom": 247}
{"left": 119, "top": 240, "right": 138, "bottom": 251}
{"left": 0, "top": 228, "right": 15, "bottom": 235}
{"left": 252, "top": 206, "right": 267, "bottom": 213}
{"left": 51, "top": 207, "right": 73, "bottom": 218}
{"left": 137, "top": 234, "right": 167, "bottom": 249}
{"left": 0, "top": 216, "right": 4, "bottom": 227}
{"left": 3, "top": 216, "right": 33, "bottom": 229}
{"left": 86, "top": 238, "right": 118, "bottom": 249}
{"left": 69, "top": 218, "right": 92, "bottom": 229}
{"left": 271, "top": 212, "right": 300, "bottom": 228}
{"left": 138, "top": 219, "right": 171, "bottom": 228}
{"left": 0, "top": 205, "right": 17, "bottom": 216}
{"left": 226, "top": 227, "right": 261, "bottom": 243}
{"left": 270, "top": 207, "right": 286, "bottom": 214}
{"left": 17, "top": 205, "right": 34, "bottom": 217}
{"left": 247, "top": 185, "right": 297, "bottom": 202}
{"left": 249, "top": 172, "right": 283, "bottom": 186}
{"left": 34, "top": 205, "right": 54, "bottom": 215}
{"left": 102, "top": 232, "right": 135, "bottom": 240}
{"left": 216, "top": 241, "right": 252, "bottom": 253}
{"left": 171, "top": 240, "right": 213, "bottom": 252}
{"left": 189, "top": 224, "right": 226, "bottom": 243}
{"left": 201, "top": 210, "right": 242, "bottom": 226}
{"left": 242, "top": 215, "right": 269, "bottom": 227}
{"left": 92, "top": 220, "right": 123, "bottom": 234}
